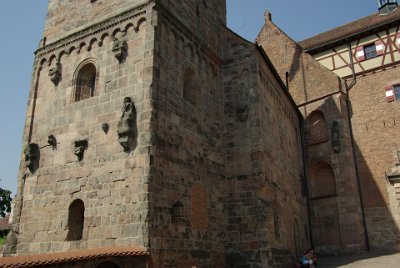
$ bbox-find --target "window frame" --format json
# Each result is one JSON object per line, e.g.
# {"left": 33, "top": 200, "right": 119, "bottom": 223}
{"left": 363, "top": 43, "right": 377, "bottom": 60}
{"left": 72, "top": 59, "right": 98, "bottom": 103}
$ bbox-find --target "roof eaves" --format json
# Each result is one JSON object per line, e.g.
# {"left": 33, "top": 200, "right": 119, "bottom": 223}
{"left": 301, "top": 13, "right": 400, "bottom": 53}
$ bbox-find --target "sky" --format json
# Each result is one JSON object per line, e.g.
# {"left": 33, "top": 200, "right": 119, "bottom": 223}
{"left": 0, "top": 0, "right": 381, "bottom": 195}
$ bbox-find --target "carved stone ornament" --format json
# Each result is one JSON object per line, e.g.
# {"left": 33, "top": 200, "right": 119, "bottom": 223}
{"left": 102, "top": 123, "right": 109, "bottom": 134}
{"left": 48, "top": 134, "right": 57, "bottom": 147}
{"left": 237, "top": 104, "right": 249, "bottom": 122}
{"left": 331, "top": 121, "right": 340, "bottom": 153}
{"left": 49, "top": 62, "right": 62, "bottom": 85}
{"left": 112, "top": 38, "right": 127, "bottom": 62}
{"left": 236, "top": 83, "right": 250, "bottom": 122}
{"left": 24, "top": 143, "right": 40, "bottom": 173}
{"left": 117, "top": 97, "right": 137, "bottom": 152}
{"left": 74, "top": 140, "right": 88, "bottom": 161}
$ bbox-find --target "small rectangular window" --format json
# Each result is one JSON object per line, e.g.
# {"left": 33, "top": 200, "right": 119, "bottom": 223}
{"left": 364, "top": 44, "right": 377, "bottom": 60}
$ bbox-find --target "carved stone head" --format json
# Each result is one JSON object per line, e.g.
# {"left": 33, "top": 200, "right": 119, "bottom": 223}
{"left": 102, "top": 123, "right": 109, "bottom": 134}
{"left": 237, "top": 104, "right": 249, "bottom": 122}
{"left": 112, "top": 38, "right": 127, "bottom": 62}
{"left": 24, "top": 143, "right": 40, "bottom": 173}
{"left": 74, "top": 140, "right": 88, "bottom": 161}
{"left": 49, "top": 62, "right": 62, "bottom": 85}
{"left": 117, "top": 97, "right": 137, "bottom": 152}
{"left": 331, "top": 121, "right": 340, "bottom": 153}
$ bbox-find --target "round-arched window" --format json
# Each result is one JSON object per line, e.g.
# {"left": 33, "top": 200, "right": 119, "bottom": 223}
{"left": 75, "top": 63, "right": 96, "bottom": 101}
{"left": 66, "top": 199, "right": 85, "bottom": 241}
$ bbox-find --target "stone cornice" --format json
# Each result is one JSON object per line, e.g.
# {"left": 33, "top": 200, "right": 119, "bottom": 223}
{"left": 35, "top": 1, "right": 154, "bottom": 58}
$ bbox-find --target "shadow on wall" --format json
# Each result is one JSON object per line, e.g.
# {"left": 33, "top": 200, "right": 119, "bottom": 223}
{"left": 305, "top": 95, "right": 400, "bottom": 255}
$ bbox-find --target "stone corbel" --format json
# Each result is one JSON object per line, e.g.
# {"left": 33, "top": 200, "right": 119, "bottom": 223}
{"left": 112, "top": 38, "right": 128, "bottom": 63}
{"left": 49, "top": 62, "right": 62, "bottom": 86}
{"left": 24, "top": 143, "right": 40, "bottom": 173}
{"left": 74, "top": 140, "right": 88, "bottom": 161}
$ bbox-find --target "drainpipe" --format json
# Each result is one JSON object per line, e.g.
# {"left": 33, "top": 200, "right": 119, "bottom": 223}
{"left": 346, "top": 39, "right": 356, "bottom": 91}
{"left": 345, "top": 38, "right": 370, "bottom": 251}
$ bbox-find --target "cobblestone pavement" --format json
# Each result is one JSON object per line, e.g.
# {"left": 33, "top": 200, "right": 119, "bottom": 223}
{"left": 318, "top": 252, "right": 400, "bottom": 267}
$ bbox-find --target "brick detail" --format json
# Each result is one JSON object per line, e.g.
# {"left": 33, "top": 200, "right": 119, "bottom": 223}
{"left": 191, "top": 184, "right": 208, "bottom": 230}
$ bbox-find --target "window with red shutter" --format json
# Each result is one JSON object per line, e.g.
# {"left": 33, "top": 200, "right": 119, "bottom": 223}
{"left": 375, "top": 40, "right": 385, "bottom": 56}
{"left": 355, "top": 46, "right": 365, "bottom": 61}
{"left": 385, "top": 85, "right": 395, "bottom": 102}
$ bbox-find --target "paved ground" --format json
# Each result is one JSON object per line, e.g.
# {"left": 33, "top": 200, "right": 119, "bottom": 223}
{"left": 318, "top": 252, "right": 400, "bottom": 267}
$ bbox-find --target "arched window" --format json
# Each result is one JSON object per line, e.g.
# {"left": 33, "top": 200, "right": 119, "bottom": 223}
{"left": 66, "top": 199, "right": 85, "bottom": 241}
{"left": 183, "top": 68, "right": 200, "bottom": 106}
{"left": 309, "top": 162, "right": 337, "bottom": 199}
{"left": 306, "top": 110, "right": 329, "bottom": 145}
{"left": 75, "top": 63, "right": 96, "bottom": 101}
{"left": 96, "top": 262, "right": 120, "bottom": 268}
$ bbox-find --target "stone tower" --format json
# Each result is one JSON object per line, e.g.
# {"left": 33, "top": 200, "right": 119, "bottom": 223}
{"left": 3, "top": 0, "right": 309, "bottom": 267}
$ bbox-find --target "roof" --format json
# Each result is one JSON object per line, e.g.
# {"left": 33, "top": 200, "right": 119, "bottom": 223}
{"left": 0, "top": 215, "right": 11, "bottom": 232}
{"left": 0, "top": 246, "right": 149, "bottom": 268}
{"left": 299, "top": 8, "right": 400, "bottom": 51}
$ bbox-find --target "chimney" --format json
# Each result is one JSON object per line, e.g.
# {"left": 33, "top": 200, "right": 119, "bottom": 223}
{"left": 378, "top": 0, "right": 398, "bottom": 14}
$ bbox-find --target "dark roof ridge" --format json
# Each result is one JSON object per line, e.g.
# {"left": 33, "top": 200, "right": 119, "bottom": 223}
{"left": 299, "top": 8, "right": 400, "bottom": 51}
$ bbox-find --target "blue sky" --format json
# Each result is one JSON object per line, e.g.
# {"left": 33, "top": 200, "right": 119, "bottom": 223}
{"left": 0, "top": 0, "right": 380, "bottom": 194}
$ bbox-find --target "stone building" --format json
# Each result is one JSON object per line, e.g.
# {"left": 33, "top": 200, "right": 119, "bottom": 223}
{"left": 1, "top": 0, "right": 308, "bottom": 267}
{"left": 258, "top": 0, "right": 400, "bottom": 254}
{"left": 2, "top": 0, "right": 400, "bottom": 267}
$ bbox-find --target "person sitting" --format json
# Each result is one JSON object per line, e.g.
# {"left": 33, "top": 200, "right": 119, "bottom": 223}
{"left": 299, "top": 249, "right": 316, "bottom": 267}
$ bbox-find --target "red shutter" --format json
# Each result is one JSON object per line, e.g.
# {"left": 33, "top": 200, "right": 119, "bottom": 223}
{"left": 385, "top": 85, "right": 395, "bottom": 102}
{"left": 375, "top": 40, "right": 385, "bottom": 55}
{"left": 355, "top": 46, "right": 365, "bottom": 61}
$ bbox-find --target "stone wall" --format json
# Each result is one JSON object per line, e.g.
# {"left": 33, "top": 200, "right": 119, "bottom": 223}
{"left": 148, "top": 6, "right": 226, "bottom": 267}
{"left": 222, "top": 28, "right": 309, "bottom": 266}
{"left": 256, "top": 13, "right": 367, "bottom": 254}
{"left": 10, "top": 1, "right": 313, "bottom": 267}
{"left": 349, "top": 67, "right": 400, "bottom": 251}
{"left": 44, "top": 0, "right": 149, "bottom": 44}
{"left": 11, "top": 3, "right": 156, "bottom": 256}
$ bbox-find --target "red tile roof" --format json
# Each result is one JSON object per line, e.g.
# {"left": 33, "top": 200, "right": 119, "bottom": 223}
{"left": 299, "top": 8, "right": 400, "bottom": 51}
{"left": 0, "top": 215, "right": 11, "bottom": 231}
{"left": 0, "top": 246, "right": 149, "bottom": 268}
